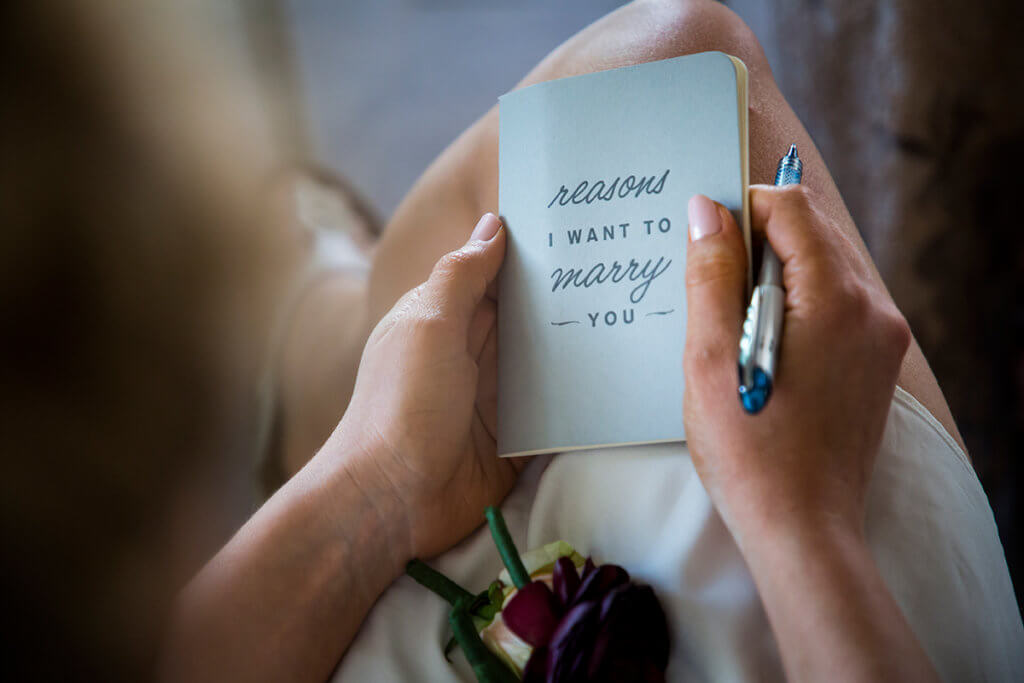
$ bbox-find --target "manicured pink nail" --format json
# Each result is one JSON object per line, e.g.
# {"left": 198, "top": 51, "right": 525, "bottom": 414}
{"left": 470, "top": 213, "right": 502, "bottom": 242}
{"left": 688, "top": 195, "right": 722, "bottom": 241}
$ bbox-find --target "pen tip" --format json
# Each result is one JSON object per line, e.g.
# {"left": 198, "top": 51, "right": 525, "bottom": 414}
{"left": 788, "top": 143, "right": 798, "bottom": 157}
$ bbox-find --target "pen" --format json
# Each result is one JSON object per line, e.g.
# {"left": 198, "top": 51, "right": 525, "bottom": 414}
{"left": 737, "top": 144, "right": 802, "bottom": 413}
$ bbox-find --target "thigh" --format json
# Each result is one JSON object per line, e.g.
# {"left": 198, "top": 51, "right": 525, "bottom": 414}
{"left": 368, "top": 0, "right": 966, "bottom": 452}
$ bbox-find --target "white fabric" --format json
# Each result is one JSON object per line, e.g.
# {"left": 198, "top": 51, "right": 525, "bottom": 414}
{"left": 334, "top": 387, "right": 1024, "bottom": 681}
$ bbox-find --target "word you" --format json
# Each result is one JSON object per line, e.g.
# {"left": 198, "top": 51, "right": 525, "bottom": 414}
{"left": 552, "top": 308, "right": 675, "bottom": 328}
{"left": 547, "top": 170, "right": 670, "bottom": 209}
{"left": 550, "top": 256, "right": 671, "bottom": 304}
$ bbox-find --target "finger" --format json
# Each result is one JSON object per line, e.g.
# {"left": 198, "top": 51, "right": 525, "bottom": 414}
{"left": 467, "top": 297, "right": 496, "bottom": 360}
{"left": 418, "top": 213, "right": 506, "bottom": 330}
{"left": 749, "top": 185, "right": 834, "bottom": 277}
{"left": 476, "top": 320, "right": 498, "bottom": 437}
{"left": 684, "top": 194, "right": 748, "bottom": 354}
{"left": 506, "top": 455, "right": 533, "bottom": 474}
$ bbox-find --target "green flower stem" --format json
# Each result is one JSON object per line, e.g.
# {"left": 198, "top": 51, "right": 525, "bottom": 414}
{"left": 485, "top": 506, "right": 530, "bottom": 589}
{"left": 449, "top": 597, "right": 519, "bottom": 683}
{"left": 406, "top": 559, "right": 474, "bottom": 606}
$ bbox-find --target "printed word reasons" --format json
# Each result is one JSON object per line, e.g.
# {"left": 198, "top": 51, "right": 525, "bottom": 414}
{"left": 547, "top": 170, "right": 670, "bottom": 209}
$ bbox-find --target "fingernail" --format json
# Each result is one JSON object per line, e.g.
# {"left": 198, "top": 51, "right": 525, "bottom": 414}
{"left": 688, "top": 195, "right": 722, "bottom": 241}
{"left": 470, "top": 213, "right": 502, "bottom": 242}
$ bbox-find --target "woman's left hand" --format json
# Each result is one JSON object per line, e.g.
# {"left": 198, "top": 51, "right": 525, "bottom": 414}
{"left": 327, "top": 213, "right": 527, "bottom": 560}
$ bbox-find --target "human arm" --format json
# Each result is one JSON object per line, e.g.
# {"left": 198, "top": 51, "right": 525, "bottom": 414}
{"left": 740, "top": 518, "right": 940, "bottom": 681}
{"left": 162, "top": 214, "right": 528, "bottom": 681}
{"left": 162, "top": 442, "right": 408, "bottom": 682}
{"left": 682, "top": 188, "right": 939, "bottom": 681}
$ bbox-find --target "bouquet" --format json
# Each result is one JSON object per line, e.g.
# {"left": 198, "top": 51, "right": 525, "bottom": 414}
{"left": 406, "top": 507, "right": 670, "bottom": 682}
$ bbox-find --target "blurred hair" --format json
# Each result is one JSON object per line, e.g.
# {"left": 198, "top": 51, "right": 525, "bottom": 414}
{"left": 0, "top": 1, "right": 286, "bottom": 678}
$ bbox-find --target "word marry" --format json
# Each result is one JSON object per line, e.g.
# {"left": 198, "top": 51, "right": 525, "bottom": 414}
{"left": 550, "top": 256, "right": 671, "bottom": 304}
{"left": 547, "top": 169, "right": 670, "bottom": 209}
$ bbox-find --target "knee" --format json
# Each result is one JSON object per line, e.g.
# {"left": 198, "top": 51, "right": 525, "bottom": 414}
{"left": 526, "top": 0, "right": 774, "bottom": 91}
{"left": 634, "top": 0, "right": 773, "bottom": 79}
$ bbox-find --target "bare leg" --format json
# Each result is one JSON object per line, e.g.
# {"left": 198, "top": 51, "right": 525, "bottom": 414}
{"left": 273, "top": 170, "right": 378, "bottom": 479}
{"left": 299, "top": 0, "right": 965, "bottom": 476}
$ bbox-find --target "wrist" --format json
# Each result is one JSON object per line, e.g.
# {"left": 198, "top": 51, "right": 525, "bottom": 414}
{"left": 718, "top": 482, "right": 865, "bottom": 555}
{"left": 728, "top": 499, "right": 938, "bottom": 682}
{"left": 734, "top": 507, "right": 869, "bottom": 582}
{"left": 303, "top": 431, "right": 413, "bottom": 589}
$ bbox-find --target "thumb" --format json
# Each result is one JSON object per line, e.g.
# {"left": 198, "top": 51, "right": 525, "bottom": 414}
{"left": 684, "top": 195, "right": 747, "bottom": 356}
{"left": 420, "top": 213, "right": 506, "bottom": 328}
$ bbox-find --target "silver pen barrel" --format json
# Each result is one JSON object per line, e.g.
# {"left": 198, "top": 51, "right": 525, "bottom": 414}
{"left": 758, "top": 246, "right": 782, "bottom": 288}
{"left": 738, "top": 144, "right": 801, "bottom": 413}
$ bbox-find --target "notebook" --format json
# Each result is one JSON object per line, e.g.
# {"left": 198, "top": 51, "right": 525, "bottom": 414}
{"left": 497, "top": 51, "right": 750, "bottom": 457}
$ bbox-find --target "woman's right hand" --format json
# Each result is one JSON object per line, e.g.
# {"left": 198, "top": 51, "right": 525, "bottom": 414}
{"left": 682, "top": 186, "right": 912, "bottom": 546}
{"left": 682, "top": 187, "right": 941, "bottom": 683}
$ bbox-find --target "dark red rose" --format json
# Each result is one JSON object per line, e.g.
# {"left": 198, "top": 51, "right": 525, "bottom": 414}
{"left": 502, "top": 581, "right": 561, "bottom": 646}
{"left": 503, "top": 558, "right": 670, "bottom": 682}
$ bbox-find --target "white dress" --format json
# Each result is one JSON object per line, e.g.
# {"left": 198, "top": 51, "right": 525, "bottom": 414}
{"left": 334, "top": 387, "right": 1024, "bottom": 681}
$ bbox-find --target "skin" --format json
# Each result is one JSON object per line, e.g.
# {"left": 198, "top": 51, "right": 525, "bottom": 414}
{"left": 683, "top": 188, "right": 939, "bottom": 681}
{"left": 165, "top": 215, "right": 527, "bottom": 681}
{"left": 170, "top": 1, "right": 957, "bottom": 679}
